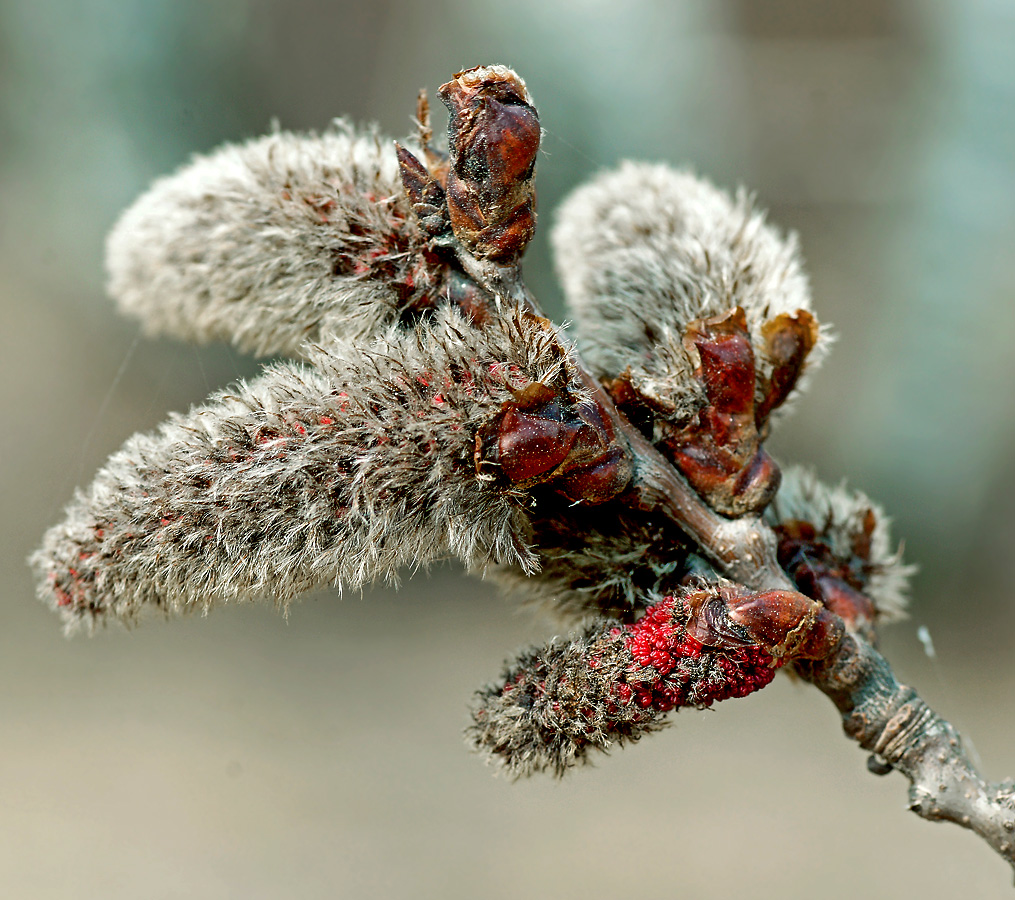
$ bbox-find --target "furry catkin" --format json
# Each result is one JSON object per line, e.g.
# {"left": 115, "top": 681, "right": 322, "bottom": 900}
{"left": 31, "top": 307, "right": 580, "bottom": 632}
{"left": 107, "top": 122, "right": 435, "bottom": 359}
{"left": 469, "top": 590, "right": 780, "bottom": 778}
{"left": 765, "top": 465, "right": 913, "bottom": 621}
{"left": 552, "top": 162, "right": 831, "bottom": 418}
{"left": 488, "top": 504, "right": 700, "bottom": 626}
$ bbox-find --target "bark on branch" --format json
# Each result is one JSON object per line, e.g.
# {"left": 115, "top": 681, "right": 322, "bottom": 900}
{"left": 632, "top": 402, "right": 1015, "bottom": 872}
{"left": 800, "top": 634, "right": 1015, "bottom": 871}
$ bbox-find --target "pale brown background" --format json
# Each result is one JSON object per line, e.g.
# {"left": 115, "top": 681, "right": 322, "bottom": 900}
{"left": 2, "top": 1, "right": 1015, "bottom": 897}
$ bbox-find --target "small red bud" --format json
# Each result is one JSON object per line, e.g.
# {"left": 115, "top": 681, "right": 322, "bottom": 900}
{"left": 475, "top": 383, "right": 632, "bottom": 505}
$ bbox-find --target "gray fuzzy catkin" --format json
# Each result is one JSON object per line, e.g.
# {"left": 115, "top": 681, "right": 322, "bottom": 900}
{"left": 31, "top": 306, "right": 580, "bottom": 632}
{"left": 552, "top": 162, "right": 831, "bottom": 418}
{"left": 765, "top": 465, "right": 914, "bottom": 620}
{"left": 468, "top": 621, "right": 669, "bottom": 778}
{"left": 107, "top": 121, "right": 433, "bottom": 359}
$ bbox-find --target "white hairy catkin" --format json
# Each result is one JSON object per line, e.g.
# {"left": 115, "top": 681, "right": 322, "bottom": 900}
{"left": 765, "top": 465, "right": 913, "bottom": 620}
{"left": 552, "top": 162, "right": 831, "bottom": 418}
{"left": 31, "top": 306, "right": 581, "bottom": 632}
{"left": 107, "top": 121, "right": 433, "bottom": 359}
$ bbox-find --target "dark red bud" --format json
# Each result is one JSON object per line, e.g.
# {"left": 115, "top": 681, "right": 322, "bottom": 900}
{"left": 557, "top": 447, "right": 634, "bottom": 505}
{"left": 438, "top": 65, "right": 540, "bottom": 262}
{"left": 686, "top": 308, "right": 755, "bottom": 416}
{"left": 445, "top": 270, "right": 494, "bottom": 327}
{"left": 662, "top": 307, "right": 785, "bottom": 517}
{"left": 493, "top": 405, "right": 577, "bottom": 482}
{"left": 729, "top": 448, "right": 782, "bottom": 510}
{"left": 475, "top": 383, "right": 632, "bottom": 504}
{"left": 851, "top": 508, "right": 877, "bottom": 561}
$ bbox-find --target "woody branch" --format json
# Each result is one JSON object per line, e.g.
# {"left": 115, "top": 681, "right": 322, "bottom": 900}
{"left": 413, "top": 66, "right": 1015, "bottom": 872}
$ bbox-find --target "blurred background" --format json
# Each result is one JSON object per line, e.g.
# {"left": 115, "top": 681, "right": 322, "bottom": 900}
{"left": 2, "top": 1, "right": 1014, "bottom": 897}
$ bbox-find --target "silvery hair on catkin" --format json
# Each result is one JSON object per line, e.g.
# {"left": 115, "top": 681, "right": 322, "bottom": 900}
{"left": 30, "top": 306, "right": 578, "bottom": 633}
{"left": 552, "top": 162, "right": 832, "bottom": 419}
{"left": 106, "top": 122, "right": 431, "bottom": 359}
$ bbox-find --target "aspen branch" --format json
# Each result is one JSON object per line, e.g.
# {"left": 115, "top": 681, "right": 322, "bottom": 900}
{"left": 800, "top": 635, "right": 1015, "bottom": 871}
{"left": 450, "top": 196, "right": 1015, "bottom": 876}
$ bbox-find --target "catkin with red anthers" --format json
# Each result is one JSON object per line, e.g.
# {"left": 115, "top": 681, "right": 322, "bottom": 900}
{"left": 30, "top": 306, "right": 582, "bottom": 632}
{"left": 469, "top": 587, "right": 787, "bottom": 778}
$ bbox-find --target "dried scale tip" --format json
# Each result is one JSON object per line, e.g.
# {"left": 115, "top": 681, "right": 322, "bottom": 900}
{"left": 395, "top": 141, "right": 450, "bottom": 238}
{"left": 107, "top": 122, "right": 450, "bottom": 359}
{"left": 765, "top": 466, "right": 914, "bottom": 630}
{"left": 469, "top": 582, "right": 843, "bottom": 777}
{"left": 412, "top": 88, "right": 450, "bottom": 185}
{"left": 30, "top": 306, "right": 593, "bottom": 632}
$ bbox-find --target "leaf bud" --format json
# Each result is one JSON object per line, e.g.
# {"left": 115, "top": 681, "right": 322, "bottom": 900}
{"left": 438, "top": 65, "right": 540, "bottom": 262}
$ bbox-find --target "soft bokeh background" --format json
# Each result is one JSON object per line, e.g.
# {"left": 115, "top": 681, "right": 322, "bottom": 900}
{"left": 3, "top": 1, "right": 1014, "bottom": 897}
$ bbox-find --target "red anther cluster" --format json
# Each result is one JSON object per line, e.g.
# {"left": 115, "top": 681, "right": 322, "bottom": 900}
{"left": 621, "top": 595, "right": 780, "bottom": 712}
{"left": 623, "top": 596, "right": 696, "bottom": 677}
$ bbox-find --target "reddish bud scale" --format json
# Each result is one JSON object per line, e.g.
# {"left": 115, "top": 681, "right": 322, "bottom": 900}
{"left": 774, "top": 519, "right": 879, "bottom": 634}
{"left": 438, "top": 65, "right": 540, "bottom": 262}
{"left": 475, "top": 380, "right": 633, "bottom": 504}
{"left": 609, "top": 307, "right": 818, "bottom": 519}
{"left": 658, "top": 309, "right": 782, "bottom": 517}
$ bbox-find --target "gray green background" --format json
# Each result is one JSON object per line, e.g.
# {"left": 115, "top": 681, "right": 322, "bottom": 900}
{"left": 2, "top": 1, "right": 1014, "bottom": 897}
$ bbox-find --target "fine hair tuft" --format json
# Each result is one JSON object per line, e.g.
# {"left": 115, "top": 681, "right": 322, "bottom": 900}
{"left": 106, "top": 121, "right": 432, "bottom": 358}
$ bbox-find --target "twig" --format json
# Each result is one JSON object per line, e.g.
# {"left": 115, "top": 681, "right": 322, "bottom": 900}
{"left": 801, "top": 635, "right": 1015, "bottom": 872}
